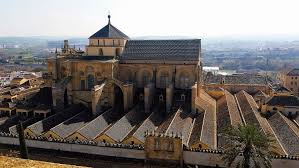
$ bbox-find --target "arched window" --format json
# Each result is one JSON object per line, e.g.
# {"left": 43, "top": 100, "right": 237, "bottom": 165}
{"left": 87, "top": 74, "right": 94, "bottom": 90}
{"left": 160, "top": 71, "right": 169, "bottom": 88}
{"left": 179, "top": 73, "right": 190, "bottom": 88}
{"left": 142, "top": 70, "right": 151, "bottom": 86}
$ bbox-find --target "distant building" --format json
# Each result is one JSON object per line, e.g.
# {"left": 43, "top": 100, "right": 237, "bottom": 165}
{"left": 203, "top": 66, "right": 219, "bottom": 75}
{"left": 280, "top": 68, "right": 299, "bottom": 96}
{"left": 261, "top": 95, "right": 299, "bottom": 117}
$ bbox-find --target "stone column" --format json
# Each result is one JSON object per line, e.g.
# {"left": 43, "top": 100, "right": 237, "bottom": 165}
{"left": 166, "top": 84, "right": 174, "bottom": 113}
{"left": 122, "top": 84, "right": 134, "bottom": 112}
{"left": 144, "top": 83, "right": 155, "bottom": 113}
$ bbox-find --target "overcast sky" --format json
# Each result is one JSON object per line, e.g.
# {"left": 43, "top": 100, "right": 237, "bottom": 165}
{"left": 1, "top": 0, "right": 299, "bottom": 38}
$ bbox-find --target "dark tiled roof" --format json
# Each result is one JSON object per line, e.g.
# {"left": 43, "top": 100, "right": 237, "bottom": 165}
{"left": 0, "top": 115, "right": 28, "bottom": 133}
{"left": 27, "top": 104, "right": 84, "bottom": 135}
{"left": 104, "top": 106, "right": 148, "bottom": 142}
{"left": 166, "top": 107, "right": 193, "bottom": 145}
{"left": 89, "top": 23, "right": 129, "bottom": 39}
{"left": 196, "top": 91, "right": 217, "bottom": 149}
{"left": 254, "top": 90, "right": 267, "bottom": 97}
{"left": 156, "top": 109, "right": 179, "bottom": 133}
{"left": 265, "top": 96, "right": 299, "bottom": 106}
{"left": 9, "top": 117, "right": 40, "bottom": 135}
{"left": 235, "top": 91, "right": 261, "bottom": 128}
{"left": 287, "top": 69, "right": 299, "bottom": 76}
{"left": 273, "top": 86, "right": 291, "bottom": 93}
{"left": 129, "top": 111, "right": 164, "bottom": 143}
{"left": 120, "top": 39, "right": 201, "bottom": 62}
{"left": 50, "top": 110, "right": 93, "bottom": 139}
{"left": 205, "top": 74, "right": 267, "bottom": 85}
{"left": 67, "top": 56, "right": 115, "bottom": 61}
{"left": 76, "top": 109, "right": 117, "bottom": 140}
{"left": 217, "top": 90, "right": 243, "bottom": 148}
{"left": 268, "top": 112, "right": 299, "bottom": 155}
{"left": 188, "top": 112, "right": 204, "bottom": 147}
{"left": 235, "top": 91, "right": 286, "bottom": 155}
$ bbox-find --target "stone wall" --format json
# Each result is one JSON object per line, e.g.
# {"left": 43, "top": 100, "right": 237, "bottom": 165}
{"left": 0, "top": 136, "right": 298, "bottom": 167}
{"left": 184, "top": 150, "right": 299, "bottom": 168}
{"left": 0, "top": 136, "right": 144, "bottom": 159}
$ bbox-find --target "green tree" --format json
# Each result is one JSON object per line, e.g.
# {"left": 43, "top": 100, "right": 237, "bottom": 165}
{"left": 221, "top": 124, "right": 273, "bottom": 168}
{"left": 17, "top": 121, "right": 29, "bottom": 159}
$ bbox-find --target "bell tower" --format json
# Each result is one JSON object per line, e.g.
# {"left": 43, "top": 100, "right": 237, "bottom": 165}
{"left": 85, "top": 15, "right": 129, "bottom": 58}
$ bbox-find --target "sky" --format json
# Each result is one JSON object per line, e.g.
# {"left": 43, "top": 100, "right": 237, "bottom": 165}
{"left": 1, "top": 0, "right": 299, "bottom": 38}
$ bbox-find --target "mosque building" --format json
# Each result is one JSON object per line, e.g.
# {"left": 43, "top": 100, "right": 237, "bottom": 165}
{"left": 0, "top": 15, "right": 299, "bottom": 166}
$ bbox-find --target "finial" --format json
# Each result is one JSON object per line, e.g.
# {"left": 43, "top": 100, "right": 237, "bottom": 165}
{"left": 108, "top": 11, "right": 111, "bottom": 24}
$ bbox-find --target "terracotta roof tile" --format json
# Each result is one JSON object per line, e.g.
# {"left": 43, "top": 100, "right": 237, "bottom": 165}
{"left": 268, "top": 112, "right": 299, "bottom": 155}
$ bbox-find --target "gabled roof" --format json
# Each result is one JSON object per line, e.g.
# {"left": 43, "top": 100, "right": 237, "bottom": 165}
{"left": 0, "top": 115, "right": 28, "bottom": 133}
{"left": 273, "top": 86, "right": 291, "bottom": 93}
{"left": 89, "top": 22, "right": 129, "bottom": 39}
{"left": 49, "top": 111, "right": 92, "bottom": 139}
{"left": 76, "top": 109, "right": 117, "bottom": 140}
{"left": 287, "top": 68, "right": 299, "bottom": 76}
{"left": 205, "top": 74, "right": 268, "bottom": 85}
{"left": 120, "top": 39, "right": 201, "bottom": 62}
{"left": 104, "top": 106, "right": 148, "bottom": 142}
{"left": 165, "top": 108, "right": 193, "bottom": 145}
{"left": 265, "top": 96, "right": 299, "bottom": 106}
{"left": 190, "top": 90, "right": 217, "bottom": 149}
{"left": 26, "top": 104, "right": 84, "bottom": 135}
{"left": 129, "top": 111, "right": 164, "bottom": 143}
{"left": 254, "top": 90, "right": 268, "bottom": 98}
{"left": 268, "top": 112, "right": 299, "bottom": 155}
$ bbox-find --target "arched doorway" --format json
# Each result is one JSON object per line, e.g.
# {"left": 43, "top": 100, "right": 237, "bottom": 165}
{"left": 95, "top": 81, "right": 125, "bottom": 116}
{"left": 159, "top": 71, "right": 169, "bottom": 88}
{"left": 113, "top": 84, "right": 124, "bottom": 116}
{"left": 141, "top": 70, "right": 151, "bottom": 87}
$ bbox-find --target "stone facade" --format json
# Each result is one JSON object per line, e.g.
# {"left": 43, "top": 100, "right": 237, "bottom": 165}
{"left": 47, "top": 16, "right": 200, "bottom": 116}
{"left": 280, "top": 68, "right": 299, "bottom": 96}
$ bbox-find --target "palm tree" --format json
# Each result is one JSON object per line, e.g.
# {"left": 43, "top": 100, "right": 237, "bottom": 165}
{"left": 221, "top": 124, "right": 273, "bottom": 168}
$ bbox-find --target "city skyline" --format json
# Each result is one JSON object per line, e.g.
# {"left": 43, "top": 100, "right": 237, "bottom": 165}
{"left": 1, "top": 0, "right": 299, "bottom": 38}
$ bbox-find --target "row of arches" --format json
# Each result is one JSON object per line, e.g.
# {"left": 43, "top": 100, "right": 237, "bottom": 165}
{"left": 119, "top": 68, "right": 195, "bottom": 89}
